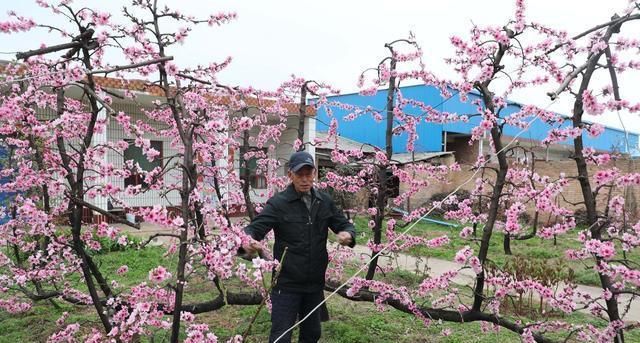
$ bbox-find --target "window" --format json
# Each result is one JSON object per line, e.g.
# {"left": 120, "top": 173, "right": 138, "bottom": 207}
{"left": 239, "top": 148, "right": 268, "bottom": 189}
{"left": 124, "top": 140, "right": 163, "bottom": 187}
{"left": 247, "top": 155, "right": 267, "bottom": 189}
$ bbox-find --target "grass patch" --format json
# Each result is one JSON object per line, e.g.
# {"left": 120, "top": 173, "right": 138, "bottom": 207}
{"left": 351, "top": 216, "right": 639, "bottom": 287}
{"left": 2, "top": 226, "right": 639, "bottom": 342}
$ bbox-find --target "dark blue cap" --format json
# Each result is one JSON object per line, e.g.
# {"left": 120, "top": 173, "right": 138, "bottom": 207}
{"left": 289, "top": 151, "right": 315, "bottom": 172}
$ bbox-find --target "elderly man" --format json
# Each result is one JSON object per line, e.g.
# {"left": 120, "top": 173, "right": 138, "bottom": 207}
{"left": 242, "top": 150, "right": 356, "bottom": 343}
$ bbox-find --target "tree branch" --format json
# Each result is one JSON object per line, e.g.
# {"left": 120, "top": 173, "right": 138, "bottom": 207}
{"left": 71, "top": 82, "right": 117, "bottom": 115}
{"left": 178, "top": 291, "right": 263, "bottom": 314}
{"left": 325, "top": 282, "right": 553, "bottom": 343}
{"left": 66, "top": 193, "right": 141, "bottom": 229}
{"left": 16, "top": 41, "right": 83, "bottom": 60}
{"left": 88, "top": 56, "right": 174, "bottom": 75}
{"left": 141, "top": 233, "right": 180, "bottom": 248}
{"left": 545, "top": 13, "right": 640, "bottom": 54}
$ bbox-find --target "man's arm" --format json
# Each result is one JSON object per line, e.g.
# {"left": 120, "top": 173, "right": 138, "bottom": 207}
{"left": 328, "top": 200, "right": 356, "bottom": 248}
{"left": 242, "top": 199, "right": 279, "bottom": 255}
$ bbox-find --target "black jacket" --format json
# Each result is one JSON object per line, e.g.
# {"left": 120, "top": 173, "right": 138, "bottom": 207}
{"left": 244, "top": 184, "right": 356, "bottom": 293}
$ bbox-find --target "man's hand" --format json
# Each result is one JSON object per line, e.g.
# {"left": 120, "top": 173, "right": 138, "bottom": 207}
{"left": 337, "top": 231, "right": 353, "bottom": 246}
{"left": 241, "top": 241, "right": 263, "bottom": 258}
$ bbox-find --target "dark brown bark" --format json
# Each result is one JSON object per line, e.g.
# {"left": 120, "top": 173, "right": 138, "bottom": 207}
{"left": 473, "top": 123, "right": 508, "bottom": 312}
{"left": 148, "top": 3, "right": 190, "bottom": 340}
{"left": 16, "top": 41, "right": 83, "bottom": 60}
{"left": 297, "top": 84, "right": 307, "bottom": 151}
{"left": 145, "top": 1, "right": 204, "bottom": 339}
{"left": 64, "top": 36, "right": 115, "bottom": 335}
{"left": 365, "top": 52, "right": 397, "bottom": 281}
{"left": 503, "top": 234, "right": 513, "bottom": 255}
{"left": 570, "top": 44, "right": 624, "bottom": 343}
{"left": 179, "top": 291, "right": 264, "bottom": 314}
{"left": 172, "top": 132, "right": 192, "bottom": 343}
{"left": 210, "top": 158, "right": 232, "bottom": 227}
{"left": 472, "top": 42, "right": 509, "bottom": 312}
{"left": 240, "top": 128, "right": 257, "bottom": 220}
{"left": 32, "top": 25, "right": 117, "bottom": 333}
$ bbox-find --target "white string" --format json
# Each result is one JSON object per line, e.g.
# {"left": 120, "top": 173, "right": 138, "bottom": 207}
{"left": 272, "top": 98, "right": 558, "bottom": 343}
{"left": 0, "top": 69, "right": 70, "bottom": 85}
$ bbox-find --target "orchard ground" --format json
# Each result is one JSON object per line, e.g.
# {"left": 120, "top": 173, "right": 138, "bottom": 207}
{"left": 2, "top": 217, "right": 636, "bottom": 342}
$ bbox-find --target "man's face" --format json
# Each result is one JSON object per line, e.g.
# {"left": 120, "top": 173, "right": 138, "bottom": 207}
{"left": 289, "top": 165, "right": 315, "bottom": 193}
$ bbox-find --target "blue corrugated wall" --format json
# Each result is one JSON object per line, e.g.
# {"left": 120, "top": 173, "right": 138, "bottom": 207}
{"left": 316, "top": 84, "right": 639, "bottom": 154}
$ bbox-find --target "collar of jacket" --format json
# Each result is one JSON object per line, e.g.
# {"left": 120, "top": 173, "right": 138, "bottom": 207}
{"left": 283, "top": 184, "right": 322, "bottom": 203}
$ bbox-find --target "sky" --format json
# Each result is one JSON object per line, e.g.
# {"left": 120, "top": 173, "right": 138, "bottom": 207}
{"left": 1, "top": 0, "right": 640, "bottom": 135}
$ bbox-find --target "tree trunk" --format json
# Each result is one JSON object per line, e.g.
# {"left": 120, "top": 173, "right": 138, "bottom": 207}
{"left": 171, "top": 135, "right": 193, "bottom": 343}
{"left": 472, "top": 77, "right": 508, "bottom": 312}
{"left": 503, "top": 234, "right": 512, "bottom": 255}
{"left": 365, "top": 56, "right": 396, "bottom": 280}
{"left": 297, "top": 84, "right": 307, "bottom": 151}
{"left": 568, "top": 21, "right": 625, "bottom": 343}
{"left": 240, "top": 129, "right": 256, "bottom": 220}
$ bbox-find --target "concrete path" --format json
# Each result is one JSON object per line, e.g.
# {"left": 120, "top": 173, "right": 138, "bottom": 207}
{"left": 351, "top": 245, "right": 640, "bottom": 322}
{"left": 118, "top": 223, "right": 639, "bottom": 322}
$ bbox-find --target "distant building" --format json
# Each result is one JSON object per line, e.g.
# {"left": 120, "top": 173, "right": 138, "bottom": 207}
{"left": 0, "top": 63, "right": 312, "bottom": 221}
{"left": 315, "top": 84, "right": 639, "bottom": 163}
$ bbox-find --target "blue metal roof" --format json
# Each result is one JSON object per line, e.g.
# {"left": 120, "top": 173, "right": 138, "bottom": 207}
{"left": 315, "top": 84, "right": 639, "bottom": 154}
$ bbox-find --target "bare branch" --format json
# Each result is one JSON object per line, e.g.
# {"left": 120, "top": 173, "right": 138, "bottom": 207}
{"left": 16, "top": 41, "right": 83, "bottom": 60}
{"left": 325, "top": 281, "right": 553, "bottom": 343}
{"left": 547, "top": 62, "right": 589, "bottom": 100}
{"left": 66, "top": 193, "right": 141, "bottom": 229}
{"left": 140, "top": 233, "right": 180, "bottom": 248}
{"left": 604, "top": 47, "right": 621, "bottom": 102}
{"left": 71, "top": 82, "right": 117, "bottom": 115}
{"left": 88, "top": 56, "right": 174, "bottom": 75}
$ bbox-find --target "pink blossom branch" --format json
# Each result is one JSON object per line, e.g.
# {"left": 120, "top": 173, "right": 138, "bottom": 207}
{"left": 242, "top": 247, "right": 288, "bottom": 340}
{"left": 175, "top": 73, "right": 238, "bottom": 95}
{"left": 546, "top": 13, "right": 640, "bottom": 54}
{"left": 603, "top": 50, "right": 620, "bottom": 100}
{"left": 71, "top": 82, "right": 117, "bottom": 115}
{"left": 88, "top": 56, "right": 173, "bottom": 75}
{"left": 547, "top": 62, "right": 589, "bottom": 100}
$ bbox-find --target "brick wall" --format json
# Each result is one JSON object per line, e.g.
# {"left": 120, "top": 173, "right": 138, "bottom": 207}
{"left": 399, "top": 157, "right": 640, "bottom": 222}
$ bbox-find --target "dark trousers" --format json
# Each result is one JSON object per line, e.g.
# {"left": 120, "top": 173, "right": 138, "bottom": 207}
{"left": 269, "top": 289, "right": 323, "bottom": 343}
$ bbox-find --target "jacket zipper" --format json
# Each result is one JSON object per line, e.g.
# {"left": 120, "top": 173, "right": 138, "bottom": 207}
{"left": 307, "top": 196, "right": 315, "bottom": 225}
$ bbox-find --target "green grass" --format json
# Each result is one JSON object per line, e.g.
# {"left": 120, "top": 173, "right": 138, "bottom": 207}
{"left": 198, "top": 294, "right": 521, "bottom": 343}
{"left": 351, "top": 216, "right": 639, "bottom": 287}
{"left": 91, "top": 245, "right": 178, "bottom": 288}
{"left": 2, "top": 228, "right": 639, "bottom": 342}
{"left": 0, "top": 302, "right": 92, "bottom": 342}
{"left": 7, "top": 291, "right": 637, "bottom": 343}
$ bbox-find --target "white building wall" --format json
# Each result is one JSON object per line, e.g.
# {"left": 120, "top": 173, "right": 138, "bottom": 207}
{"left": 36, "top": 95, "right": 314, "bottom": 212}
{"left": 107, "top": 102, "right": 181, "bottom": 208}
{"left": 88, "top": 107, "right": 109, "bottom": 211}
{"left": 227, "top": 114, "right": 317, "bottom": 205}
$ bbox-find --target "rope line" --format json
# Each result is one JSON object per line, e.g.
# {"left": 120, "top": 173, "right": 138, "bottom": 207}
{"left": 0, "top": 69, "right": 70, "bottom": 85}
